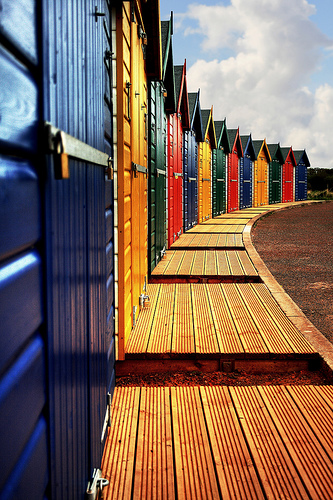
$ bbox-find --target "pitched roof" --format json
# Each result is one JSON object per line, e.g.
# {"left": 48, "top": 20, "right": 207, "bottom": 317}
{"left": 228, "top": 129, "right": 238, "bottom": 148}
{"left": 160, "top": 18, "right": 176, "bottom": 113}
{"left": 215, "top": 120, "right": 230, "bottom": 153}
{"left": 201, "top": 108, "right": 217, "bottom": 148}
{"left": 252, "top": 139, "right": 271, "bottom": 161}
{"left": 228, "top": 128, "right": 243, "bottom": 157}
{"left": 187, "top": 91, "right": 204, "bottom": 142}
{"left": 293, "top": 150, "right": 310, "bottom": 167}
{"left": 267, "top": 143, "right": 283, "bottom": 163}
{"left": 188, "top": 92, "right": 198, "bottom": 121}
{"left": 280, "top": 146, "right": 296, "bottom": 165}
{"left": 240, "top": 134, "right": 256, "bottom": 160}
{"left": 174, "top": 65, "right": 183, "bottom": 106}
{"left": 252, "top": 140, "right": 264, "bottom": 157}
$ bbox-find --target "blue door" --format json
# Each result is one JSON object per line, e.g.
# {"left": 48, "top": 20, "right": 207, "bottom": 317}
{"left": 184, "top": 130, "right": 198, "bottom": 230}
{"left": 0, "top": 1, "right": 49, "bottom": 498}
{"left": 242, "top": 155, "right": 252, "bottom": 208}
{"left": 296, "top": 161, "right": 307, "bottom": 200}
{"left": 43, "top": 0, "right": 115, "bottom": 498}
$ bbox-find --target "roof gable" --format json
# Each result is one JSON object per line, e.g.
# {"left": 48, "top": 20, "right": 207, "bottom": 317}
{"left": 173, "top": 62, "right": 190, "bottom": 129}
{"left": 252, "top": 139, "right": 271, "bottom": 162}
{"left": 215, "top": 119, "right": 230, "bottom": 153}
{"left": 161, "top": 17, "right": 176, "bottom": 113}
{"left": 240, "top": 134, "right": 256, "bottom": 160}
{"left": 228, "top": 128, "right": 243, "bottom": 157}
{"left": 188, "top": 91, "right": 204, "bottom": 142}
{"left": 280, "top": 146, "right": 296, "bottom": 166}
{"left": 293, "top": 149, "right": 310, "bottom": 167}
{"left": 201, "top": 107, "right": 217, "bottom": 149}
{"left": 142, "top": 0, "right": 162, "bottom": 79}
{"left": 267, "top": 143, "right": 283, "bottom": 163}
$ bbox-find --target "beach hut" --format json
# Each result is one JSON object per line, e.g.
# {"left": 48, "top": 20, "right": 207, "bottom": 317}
{"left": 167, "top": 63, "right": 190, "bottom": 246}
{"left": 252, "top": 139, "right": 271, "bottom": 207}
{"left": 198, "top": 108, "right": 217, "bottom": 221}
{"left": 115, "top": 0, "right": 161, "bottom": 357}
{"left": 0, "top": 0, "right": 121, "bottom": 497}
{"left": 281, "top": 147, "right": 297, "bottom": 202}
{"left": 227, "top": 128, "right": 243, "bottom": 212}
{"left": 148, "top": 15, "right": 175, "bottom": 274}
{"left": 212, "top": 119, "right": 230, "bottom": 216}
{"left": 184, "top": 91, "right": 204, "bottom": 230}
{"left": 267, "top": 144, "right": 283, "bottom": 204}
{"left": 240, "top": 134, "right": 256, "bottom": 209}
{"left": 294, "top": 150, "right": 310, "bottom": 201}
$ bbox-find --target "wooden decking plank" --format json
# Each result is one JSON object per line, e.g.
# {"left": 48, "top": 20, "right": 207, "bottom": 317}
{"left": 200, "top": 386, "right": 264, "bottom": 499}
{"left": 205, "top": 251, "right": 218, "bottom": 275}
{"left": 226, "top": 250, "right": 244, "bottom": 275}
{"left": 133, "top": 387, "right": 175, "bottom": 500}
{"left": 237, "top": 251, "right": 258, "bottom": 276}
{"left": 259, "top": 385, "right": 333, "bottom": 499}
{"left": 164, "top": 251, "right": 185, "bottom": 275}
{"left": 102, "top": 387, "right": 141, "bottom": 500}
{"left": 221, "top": 284, "right": 268, "bottom": 353}
{"left": 250, "top": 284, "right": 315, "bottom": 353}
{"left": 147, "top": 284, "right": 175, "bottom": 353}
{"left": 191, "top": 284, "right": 219, "bottom": 353}
{"left": 177, "top": 250, "right": 196, "bottom": 275}
{"left": 126, "top": 284, "right": 160, "bottom": 353}
{"left": 286, "top": 386, "right": 333, "bottom": 462}
{"left": 191, "top": 250, "right": 205, "bottom": 275}
{"left": 216, "top": 251, "right": 231, "bottom": 275}
{"left": 171, "top": 387, "right": 220, "bottom": 499}
{"left": 205, "top": 284, "right": 243, "bottom": 353}
{"left": 151, "top": 251, "right": 175, "bottom": 275}
{"left": 172, "top": 283, "right": 195, "bottom": 353}
{"left": 237, "top": 283, "right": 297, "bottom": 353}
{"left": 230, "top": 386, "right": 310, "bottom": 500}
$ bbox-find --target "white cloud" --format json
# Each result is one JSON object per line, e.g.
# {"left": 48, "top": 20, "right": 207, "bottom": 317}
{"left": 180, "top": 0, "right": 333, "bottom": 167}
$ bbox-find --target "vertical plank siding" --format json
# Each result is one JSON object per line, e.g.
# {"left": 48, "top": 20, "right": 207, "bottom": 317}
{"left": 0, "top": 0, "right": 49, "bottom": 497}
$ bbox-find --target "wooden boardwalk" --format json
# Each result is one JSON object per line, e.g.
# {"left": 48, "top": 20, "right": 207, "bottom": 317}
{"left": 125, "top": 283, "right": 314, "bottom": 356}
{"left": 102, "top": 385, "right": 333, "bottom": 499}
{"left": 103, "top": 202, "right": 332, "bottom": 499}
{"left": 151, "top": 250, "right": 258, "bottom": 278}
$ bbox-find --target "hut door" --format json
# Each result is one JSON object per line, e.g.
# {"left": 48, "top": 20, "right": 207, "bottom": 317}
{"left": 243, "top": 156, "right": 252, "bottom": 208}
{"left": 229, "top": 150, "right": 239, "bottom": 212}
{"left": 216, "top": 150, "right": 227, "bottom": 214}
{"left": 131, "top": 8, "right": 148, "bottom": 319}
{"left": 188, "top": 133, "right": 198, "bottom": 226}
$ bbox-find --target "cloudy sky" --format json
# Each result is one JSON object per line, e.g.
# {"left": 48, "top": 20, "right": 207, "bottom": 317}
{"left": 160, "top": 0, "right": 333, "bottom": 168}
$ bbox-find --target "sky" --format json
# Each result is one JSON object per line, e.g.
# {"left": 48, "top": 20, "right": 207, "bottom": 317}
{"left": 160, "top": 0, "right": 333, "bottom": 168}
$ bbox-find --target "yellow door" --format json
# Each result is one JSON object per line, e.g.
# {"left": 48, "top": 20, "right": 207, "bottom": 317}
{"left": 116, "top": 1, "right": 148, "bottom": 359}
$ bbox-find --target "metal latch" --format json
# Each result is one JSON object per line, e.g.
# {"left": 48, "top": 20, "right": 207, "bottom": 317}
{"left": 86, "top": 469, "right": 109, "bottom": 500}
{"left": 132, "top": 162, "right": 148, "bottom": 178}
{"left": 160, "top": 246, "right": 166, "bottom": 258}
{"left": 105, "top": 157, "right": 113, "bottom": 180}
{"left": 139, "top": 293, "right": 150, "bottom": 307}
{"left": 54, "top": 131, "right": 69, "bottom": 180}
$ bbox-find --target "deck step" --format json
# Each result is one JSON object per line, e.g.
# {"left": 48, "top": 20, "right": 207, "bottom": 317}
{"left": 124, "top": 283, "right": 316, "bottom": 369}
{"left": 102, "top": 385, "right": 333, "bottom": 500}
{"left": 170, "top": 232, "right": 244, "bottom": 249}
{"left": 151, "top": 250, "right": 258, "bottom": 279}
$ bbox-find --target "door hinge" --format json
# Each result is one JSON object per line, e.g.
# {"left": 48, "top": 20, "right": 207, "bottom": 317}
{"left": 86, "top": 469, "right": 109, "bottom": 500}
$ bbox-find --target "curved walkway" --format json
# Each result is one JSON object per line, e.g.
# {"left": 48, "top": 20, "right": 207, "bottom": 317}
{"left": 102, "top": 202, "right": 333, "bottom": 500}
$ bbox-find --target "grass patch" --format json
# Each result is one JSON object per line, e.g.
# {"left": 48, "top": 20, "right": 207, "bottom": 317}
{"left": 307, "top": 190, "right": 333, "bottom": 200}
